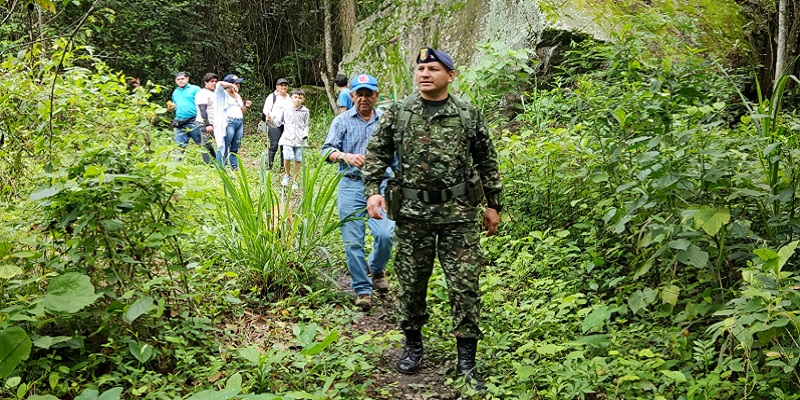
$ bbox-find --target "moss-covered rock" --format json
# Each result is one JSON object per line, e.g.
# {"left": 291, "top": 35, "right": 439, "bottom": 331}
{"left": 341, "top": 0, "right": 750, "bottom": 98}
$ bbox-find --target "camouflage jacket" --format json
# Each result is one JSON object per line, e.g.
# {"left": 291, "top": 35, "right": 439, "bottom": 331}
{"left": 363, "top": 92, "right": 502, "bottom": 224}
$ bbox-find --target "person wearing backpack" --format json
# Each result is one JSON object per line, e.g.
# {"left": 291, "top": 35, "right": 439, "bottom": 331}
{"left": 362, "top": 47, "right": 503, "bottom": 391}
{"left": 262, "top": 78, "right": 292, "bottom": 170}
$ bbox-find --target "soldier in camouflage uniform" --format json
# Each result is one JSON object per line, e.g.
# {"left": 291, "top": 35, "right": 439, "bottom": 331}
{"left": 363, "top": 47, "right": 502, "bottom": 389}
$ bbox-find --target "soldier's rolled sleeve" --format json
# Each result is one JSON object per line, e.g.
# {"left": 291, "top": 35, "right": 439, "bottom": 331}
{"left": 363, "top": 106, "right": 398, "bottom": 198}
{"left": 471, "top": 110, "right": 503, "bottom": 211}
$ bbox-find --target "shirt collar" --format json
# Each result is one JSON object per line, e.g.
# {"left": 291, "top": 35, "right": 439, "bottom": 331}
{"left": 346, "top": 107, "right": 382, "bottom": 123}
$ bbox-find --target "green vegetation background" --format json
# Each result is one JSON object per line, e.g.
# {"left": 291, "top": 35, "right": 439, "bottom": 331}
{"left": 2, "top": 1, "right": 800, "bottom": 399}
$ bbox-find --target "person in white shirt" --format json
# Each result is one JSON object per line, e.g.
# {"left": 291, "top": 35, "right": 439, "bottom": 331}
{"left": 261, "top": 78, "right": 293, "bottom": 170}
{"left": 214, "top": 74, "right": 252, "bottom": 171}
{"left": 274, "top": 89, "right": 310, "bottom": 190}
{"left": 194, "top": 72, "right": 220, "bottom": 164}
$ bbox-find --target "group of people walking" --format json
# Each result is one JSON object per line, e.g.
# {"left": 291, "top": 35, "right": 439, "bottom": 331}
{"left": 321, "top": 47, "right": 503, "bottom": 391}
{"left": 165, "top": 46, "right": 503, "bottom": 391}
{"left": 167, "top": 72, "right": 309, "bottom": 190}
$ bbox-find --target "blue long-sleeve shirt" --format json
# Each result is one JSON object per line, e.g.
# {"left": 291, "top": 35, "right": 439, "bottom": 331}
{"left": 321, "top": 107, "right": 383, "bottom": 178}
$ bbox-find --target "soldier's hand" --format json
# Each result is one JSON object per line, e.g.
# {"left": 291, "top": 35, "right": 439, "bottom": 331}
{"left": 205, "top": 125, "right": 213, "bottom": 133}
{"left": 345, "top": 153, "right": 366, "bottom": 168}
{"left": 367, "top": 195, "right": 386, "bottom": 219}
{"left": 482, "top": 208, "right": 499, "bottom": 236}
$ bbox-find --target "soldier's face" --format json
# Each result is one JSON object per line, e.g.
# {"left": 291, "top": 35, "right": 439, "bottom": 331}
{"left": 416, "top": 62, "right": 455, "bottom": 100}
{"left": 351, "top": 88, "right": 378, "bottom": 117}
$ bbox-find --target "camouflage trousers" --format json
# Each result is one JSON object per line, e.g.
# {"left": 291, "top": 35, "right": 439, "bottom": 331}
{"left": 395, "top": 217, "right": 483, "bottom": 338}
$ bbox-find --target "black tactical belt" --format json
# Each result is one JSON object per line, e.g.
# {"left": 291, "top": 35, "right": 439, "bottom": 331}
{"left": 343, "top": 174, "right": 362, "bottom": 180}
{"left": 402, "top": 182, "right": 468, "bottom": 204}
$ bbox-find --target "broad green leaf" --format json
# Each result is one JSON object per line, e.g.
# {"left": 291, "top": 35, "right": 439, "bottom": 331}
{"left": 5, "top": 376, "right": 21, "bottom": 388}
{"left": 0, "top": 327, "right": 32, "bottom": 378}
{"left": 27, "top": 396, "right": 59, "bottom": 400}
{"left": 591, "top": 172, "right": 609, "bottom": 183}
{"left": 581, "top": 306, "right": 613, "bottom": 334}
{"left": 677, "top": 245, "right": 708, "bottom": 268}
{"left": 225, "top": 372, "right": 242, "bottom": 390}
{"left": 536, "top": 343, "right": 563, "bottom": 355}
{"left": 123, "top": 296, "right": 154, "bottom": 324}
{"left": 32, "top": 335, "right": 71, "bottom": 349}
{"left": 128, "top": 341, "right": 153, "bottom": 363}
{"left": 301, "top": 330, "right": 338, "bottom": 355}
{"left": 352, "top": 334, "right": 371, "bottom": 345}
{"left": 633, "top": 259, "right": 653, "bottom": 280}
{"left": 49, "top": 372, "right": 59, "bottom": 389}
{"left": 0, "top": 265, "right": 23, "bottom": 279}
{"left": 612, "top": 215, "right": 631, "bottom": 234}
{"left": 618, "top": 374, "right": 640, "bottom": 382}
{"left": 694, "top": 206, "right": 730, "bottom": 236}
{"left": 668, "top": 239, "right": 691, "bottom": 250}
{"left": 44, "top": 273, "right": 99, "bottom": 314}
{"left": 754, "top": 248, "right": 779, "bottom": 261}
{"left": 29, "top": 187, "right": 59, "bottom": 201}
{"left": 661, "top": 285, "right": 681, "bottom": 306}
{"left": 628, "top": 289, "right": 656, "bottom": 314}
{"left": 777, "top": 241, "right": 799, "bottom": 269}
{"left": 516, "top": 365, "right": 536, "bottom": 380}
{"left": 638, "top": 349, "right": 656, "bottom": 358}
{"left": 660, "top": 370, "right": 687, "bottom": 382}
{"left": 238, "top": 347, "right": 261, "bottom": 366}
{"left": 74, "top": 389, "right": 99, "bottom": 400}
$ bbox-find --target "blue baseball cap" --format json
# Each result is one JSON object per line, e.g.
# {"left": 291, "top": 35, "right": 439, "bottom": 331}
{"left": 350, "top": 74, "right": 378, "bottom": 92}
{"left": 223, "top": 74, "right": 243, "bottom": 84}
{"left": 416, "top": 47, "right": 455, "bottom": 71}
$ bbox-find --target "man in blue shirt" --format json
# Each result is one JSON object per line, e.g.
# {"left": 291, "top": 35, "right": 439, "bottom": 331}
{"left": 335, "top": 74, "right": 353, "bottom": 113}
{"left": 168, "top": 71, "right": 202, "bottom": 161}
{"left": 321, "top": 73, "right": 394, "bottom": 311}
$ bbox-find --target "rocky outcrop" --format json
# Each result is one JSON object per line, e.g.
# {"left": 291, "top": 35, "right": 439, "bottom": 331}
{"left": 340, "top": 0, "right": 748, "bottom": 97}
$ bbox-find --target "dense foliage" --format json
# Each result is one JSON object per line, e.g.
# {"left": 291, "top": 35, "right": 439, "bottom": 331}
{"left": 2, "top": 5, "right": 800, "bottom": 400}
{"left": 456, "top": 26, "right": 800, "bottom": 399}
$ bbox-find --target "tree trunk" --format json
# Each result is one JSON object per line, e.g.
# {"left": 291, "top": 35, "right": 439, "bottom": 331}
{"left": 339, "top": 0, "right": 356, "bottom": 53}
{"left": 775, "top": 0, "right": 788, "bottom": 83}
{"left": 320, "top": 70, "right": 338, "bottom": 112}
{"left": 787, "top": 0, "right": 800, "bottom": 80}
{"left": 323, "top": 0, "right": 337, "bottom": 112}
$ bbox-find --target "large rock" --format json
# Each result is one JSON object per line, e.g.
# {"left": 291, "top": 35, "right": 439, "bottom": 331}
{"left": 340, "top": 0, "right": 748, "bottom": 97}
{"left": 340, "top": 0, "right": 609, "bottom": 97}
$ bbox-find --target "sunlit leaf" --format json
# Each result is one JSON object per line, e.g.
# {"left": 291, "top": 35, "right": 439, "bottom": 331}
{"left": 43, "top": 273, "right": 99, "bottom": 314}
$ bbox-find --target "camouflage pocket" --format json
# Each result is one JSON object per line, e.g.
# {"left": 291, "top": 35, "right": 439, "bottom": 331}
{"left": 466, "top": 170, "right": 484, "bottom": 206}
{"left": 385, "top": 178, "right": 402, "bottom": 220}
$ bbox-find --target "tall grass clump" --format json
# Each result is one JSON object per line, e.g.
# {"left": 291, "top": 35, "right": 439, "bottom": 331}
{"left": 215, "top": 153, "right": 344, "bottom": 298}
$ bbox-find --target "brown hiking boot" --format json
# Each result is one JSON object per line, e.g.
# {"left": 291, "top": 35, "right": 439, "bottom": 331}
{"left": 354, "top": 294, "right": 372, "bottom": 311}
{"left": 372, "top": 272, "right": 389, "bottom": 293}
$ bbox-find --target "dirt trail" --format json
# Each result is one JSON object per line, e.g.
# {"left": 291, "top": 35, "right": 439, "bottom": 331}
{"left": 235, "top": 143, "right": 462, "bottom": 399}
{"left": 335, "top": 276, "right": 460, "bottom": 400}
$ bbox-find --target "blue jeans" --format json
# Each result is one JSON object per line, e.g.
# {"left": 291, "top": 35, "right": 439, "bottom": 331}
{"left": 338, "top": 177, "right": 395, "bottom": 295}
{"left": 217, "top": 118, "right": 243, "bottom": 169}
{"left": 173, "top": 122, "right": 202, "bottom": 160}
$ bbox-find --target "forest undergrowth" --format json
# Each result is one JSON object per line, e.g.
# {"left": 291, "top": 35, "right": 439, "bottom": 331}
{"left": 2, "top": 22, "right": 800, "bottom": 400}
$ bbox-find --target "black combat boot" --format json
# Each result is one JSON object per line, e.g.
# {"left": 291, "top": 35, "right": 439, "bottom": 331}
{"left": 395, "top": 329, "right": 423, "bottom": 374}
{"left": 456, "top": 337, "right": 486, "bottom": 391}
